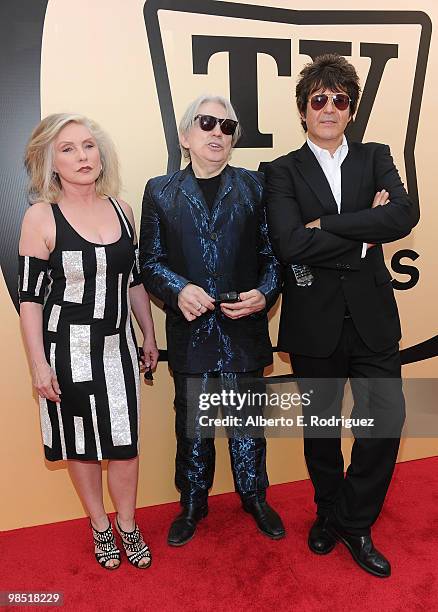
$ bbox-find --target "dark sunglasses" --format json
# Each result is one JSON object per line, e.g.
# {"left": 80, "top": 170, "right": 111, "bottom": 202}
{"left": 309, "top": 93, "right": 351, "bottom": 111}
{"left": 194, "top": 114, "right": 238, "bottom": 136}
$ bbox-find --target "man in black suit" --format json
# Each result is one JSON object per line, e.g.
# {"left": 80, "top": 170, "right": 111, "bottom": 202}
{"left": 264, "top": 54, "right": 416, "bottom": 577}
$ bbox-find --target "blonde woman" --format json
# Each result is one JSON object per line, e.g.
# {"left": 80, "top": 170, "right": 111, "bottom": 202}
{"left": 18, "top": 114, "right": 158, "bottom": 569}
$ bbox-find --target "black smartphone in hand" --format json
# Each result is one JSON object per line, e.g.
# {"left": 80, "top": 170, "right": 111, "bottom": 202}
{"left": 217, "top": 291, "right": 241, "bottom": 304}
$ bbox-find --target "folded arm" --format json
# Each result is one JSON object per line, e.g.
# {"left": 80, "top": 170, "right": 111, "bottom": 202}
{"left": 320, "top": 145, "right": 415, "bottom": 243}
{"left": 264, "top": 162, "right": 363, "bottom": 271}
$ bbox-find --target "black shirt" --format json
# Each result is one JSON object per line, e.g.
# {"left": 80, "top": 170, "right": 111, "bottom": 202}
{"left": 197, "top": 173, "right": 222, "bottom": 213}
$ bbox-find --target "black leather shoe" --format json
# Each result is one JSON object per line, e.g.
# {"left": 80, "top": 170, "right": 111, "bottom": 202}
{"left": 328, "top": 522, "right": 391, "bottom": 578}
{"left": 243, "top": 500, "right": 285, "bottom": 540}
{"left": 308, "top": 516, "right": 336, "bottom": 555}
{"left": 167, "top": 504, "right": 208, "bottom": 546}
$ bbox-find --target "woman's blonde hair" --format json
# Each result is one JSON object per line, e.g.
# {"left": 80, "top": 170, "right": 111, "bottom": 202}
{"left": 24, "top": 113, "right": 120, "bottom": 203}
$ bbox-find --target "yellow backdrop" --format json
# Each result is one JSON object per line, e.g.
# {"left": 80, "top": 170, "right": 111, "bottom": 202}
{"left": 1, "top": 0, "right": 437, "bottom": 531}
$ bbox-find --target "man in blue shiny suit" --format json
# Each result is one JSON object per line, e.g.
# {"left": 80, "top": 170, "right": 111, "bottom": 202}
{"left": 140, "top": 95, "right": 284, "bottom": 546}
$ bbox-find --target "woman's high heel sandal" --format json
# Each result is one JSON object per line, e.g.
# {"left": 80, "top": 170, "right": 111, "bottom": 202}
{"left": 115, "top": 516, "right": 152, "bottom": 569}
{"left": 91, "top": 520, "right": 121, "bottom": 570}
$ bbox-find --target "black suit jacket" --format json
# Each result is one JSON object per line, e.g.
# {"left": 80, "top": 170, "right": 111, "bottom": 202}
{"left": 263, "top": 141, "right": 416, "bottom": 357}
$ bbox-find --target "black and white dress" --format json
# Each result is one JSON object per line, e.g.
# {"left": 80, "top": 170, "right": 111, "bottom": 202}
{"left": 18, "top": 198, "right": 141, "bottom": 461}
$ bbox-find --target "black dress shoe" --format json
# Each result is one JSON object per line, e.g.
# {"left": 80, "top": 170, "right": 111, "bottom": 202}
{"left": 243, "top": 499, "right": 285, "bottom": 540}
{"left": 308, "top": 516, "right": 336, "bottom": 555}
{"left": 167, "top": 504, "right": 208, "bottom": 547}
{"left": 328, "top": 522, "right": 391, "bottom": 578}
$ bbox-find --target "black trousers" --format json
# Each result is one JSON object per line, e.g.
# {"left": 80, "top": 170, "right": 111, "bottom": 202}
{"left": 173, "top": 370, "right": 269, "bottom": 507}
{"left": 290, "top": 318, "right": 405, "bottom": 536}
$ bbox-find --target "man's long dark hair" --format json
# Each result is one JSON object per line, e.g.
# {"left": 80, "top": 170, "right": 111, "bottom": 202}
{"left": 296, "top": 54, "right": 361, "bottom": 131}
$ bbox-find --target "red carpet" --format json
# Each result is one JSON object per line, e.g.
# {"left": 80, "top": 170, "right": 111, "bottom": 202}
{"left": 1, "top": 456, "right": 437, "bottom": 612}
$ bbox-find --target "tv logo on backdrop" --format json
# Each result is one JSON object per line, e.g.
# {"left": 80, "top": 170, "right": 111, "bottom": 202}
{"left": 144, "top": 0, "right": 430, "bottom": 292}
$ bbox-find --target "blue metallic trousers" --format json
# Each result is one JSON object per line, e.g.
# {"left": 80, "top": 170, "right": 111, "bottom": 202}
{"left": 173, "top": 371, "right": 269, "bottom": 507}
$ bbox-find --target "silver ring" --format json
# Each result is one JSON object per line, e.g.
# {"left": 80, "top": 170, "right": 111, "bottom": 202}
{"left": 196, "top": 303, "right": 202, "bottom": 311}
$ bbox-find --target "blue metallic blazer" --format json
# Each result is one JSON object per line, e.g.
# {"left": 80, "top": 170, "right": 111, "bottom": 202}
{"left": 139, "top": 164, "right": 281, "bottom": 374}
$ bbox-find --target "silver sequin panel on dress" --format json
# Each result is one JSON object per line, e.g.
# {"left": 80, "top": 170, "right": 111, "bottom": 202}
{"left": 89, "top": 394, "right": 102, "bottom": 460}
{"left": 93, "top": 247, "right": 107, "bottom": 319}
{"left": 50, "top": 343, "right": 67, "bottom": 459}
{"left": 116, "top": 273, "right": 122, "bottom": 329}
{"left": 70, "top": 324, "right": 93, "bottom": 383}
{"left": 56, "top": 402, "right": 67, "bottom": 460}
{"left": 74, "top": 416, "right": 85, "bottom": 454}
{"left": 50, "top": 342, "right": 57, "bottom": 375}
{"left": 62, "top": 250, "right": 85, "bottom": 303}
{"left": 125, "top": 288, "right": 140, "bottom": 446}
{"left": 47, "top": 304, "right": 61, "bottom": 332}
{"left": 35, "top": 271, "right": 45, "bottom": 296}
{"left": 22, "top": 256, "right": 29, "bottom": 291}
{"left": 39, "top": 397, "right": 52, "bottom": 448}
{"left": 103, "top": 333, "right": 132, "bottom": 446}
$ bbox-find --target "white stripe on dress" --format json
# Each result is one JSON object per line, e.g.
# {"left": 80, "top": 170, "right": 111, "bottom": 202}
{"left": 89, "top": 394, "right": 102, "bottom": 460}
{"left": 57, "top": 402, "right": 67, "bottom": 460}
{"left": 47, "top": 304, "right": 61, "bottom": 332}
{"left": 70, "top": 324, "right": 93, "bottom": 383}
{"left": 74, "top": 416, "right": 85, "bottom": 454}
{"left": 49, "top": 342, "right": 67, "bottom": 459}
{"left": 62, "top": 251, "right": 85, "bottom": 303}
{"left": 23, "top": 256, "right": 29, "bottom": 291}
{"left": 116, "top": 273, "right": 122, "bottom": 329}
{"left": 93, "top": 247, "right": 107, "bottom": 319}
{"left": 39, "top": 397, "right": 52, "bottom": 448}
{"left": 50, "top": 342, "right": 57, "bottom": 375}
{"left": 125, "top": 288, "right": 140, "bottom": 448}
{"left": 35, "top": 271, "right": 45, "bottom": 296}
{"left": 103, "top": 333, "right": 132, "bottom": 446}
